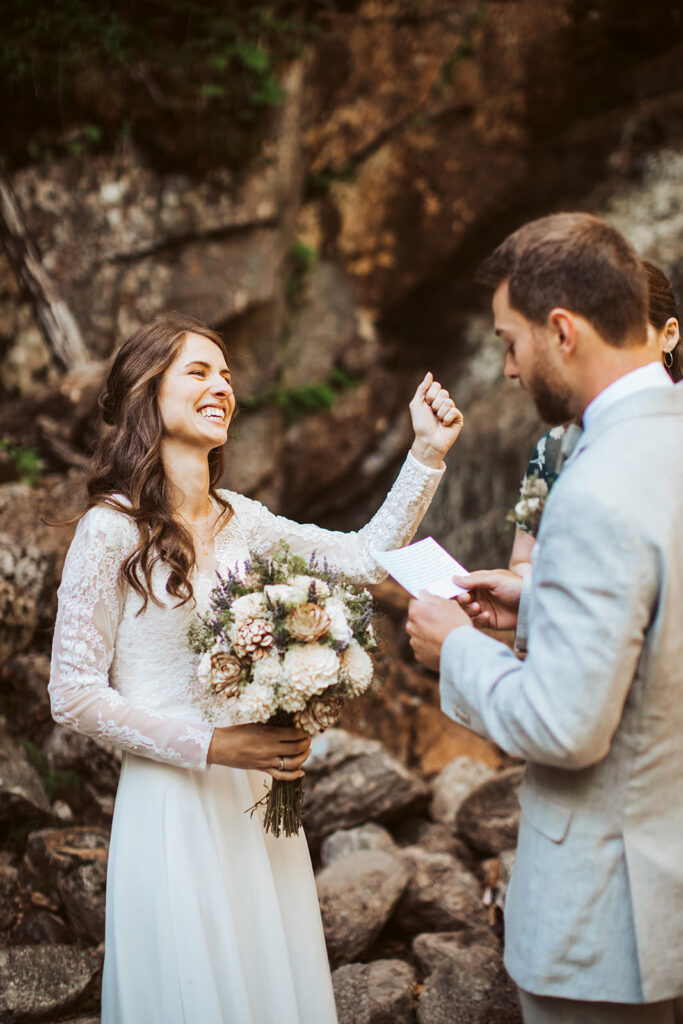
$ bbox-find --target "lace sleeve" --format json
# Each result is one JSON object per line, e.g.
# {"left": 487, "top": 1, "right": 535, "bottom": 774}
{"left": 225, "top": 451, "right": 445, "bottom": 583}
{"left": 48, "top": 507, "right": 213, "bottom": 771}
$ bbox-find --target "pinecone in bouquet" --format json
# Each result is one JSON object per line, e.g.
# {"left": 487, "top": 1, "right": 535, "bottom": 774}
{"left": 188, "top": 543, "right": 378, "bottom": 836}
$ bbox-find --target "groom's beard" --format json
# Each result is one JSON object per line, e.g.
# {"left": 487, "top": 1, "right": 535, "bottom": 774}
{"left": 527, "top": 352, "right": 574, "bottom": 425}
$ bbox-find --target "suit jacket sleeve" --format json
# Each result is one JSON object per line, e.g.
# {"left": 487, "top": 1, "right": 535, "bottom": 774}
{"left": 440, "top": 483, "right": 658, "bottom": 768}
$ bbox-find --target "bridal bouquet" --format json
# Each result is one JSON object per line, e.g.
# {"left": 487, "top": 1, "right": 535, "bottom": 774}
{"left": 189, "top": 543, "right": 376, "bottom": 837}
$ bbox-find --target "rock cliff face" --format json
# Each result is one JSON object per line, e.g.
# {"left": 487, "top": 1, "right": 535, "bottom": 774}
{"left": 2, "top": 0, "right": 681, "bottom": 567}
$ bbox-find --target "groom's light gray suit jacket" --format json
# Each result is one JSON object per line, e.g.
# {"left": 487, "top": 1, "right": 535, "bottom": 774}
{"left": 440, "top": 383, "right": 683, "bottom": 1003}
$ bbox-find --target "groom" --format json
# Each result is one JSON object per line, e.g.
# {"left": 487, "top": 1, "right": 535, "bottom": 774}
{"left": 407, "top": 213, "right": 683, "bottom": 1024}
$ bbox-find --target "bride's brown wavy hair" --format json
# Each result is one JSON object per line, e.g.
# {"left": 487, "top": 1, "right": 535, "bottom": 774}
{"left": 85, "top": 312, "right": 233, "bottom": 612}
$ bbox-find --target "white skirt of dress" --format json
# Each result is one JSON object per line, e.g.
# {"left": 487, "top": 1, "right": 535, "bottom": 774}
{"left": 101, "top": 752, "right": 338, "bottom": 1024}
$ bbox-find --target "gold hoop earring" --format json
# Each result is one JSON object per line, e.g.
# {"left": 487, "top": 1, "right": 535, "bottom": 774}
{"left": 663, "top": 350, "right": 674, "bottom": 369}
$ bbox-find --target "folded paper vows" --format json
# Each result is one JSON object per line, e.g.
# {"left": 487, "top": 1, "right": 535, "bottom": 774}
{"left": 373, "top": 537, "right": 469, "bottom": 599}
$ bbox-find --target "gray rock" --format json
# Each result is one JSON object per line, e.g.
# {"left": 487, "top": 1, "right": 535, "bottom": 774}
{"left": 24, "top": 827, "right": 109, "bottom": 943}
{"left": 0, "top": 944, "right": 102, "bottom": 1024}
{"left": 393, "top": 847, "right": 484, "bottom": 935}
{"left": 43, "top": 725, "right": 121, "bottom": 796}
{"left": 456, "top": 766, "right": 524, "bottom": 856}
{"left": 0, "top": 850, "right": 71, "bottom": 945}
{"left": 416, "top": 935, "right": 522, "bottom": 1024}
{"left": 316, "top": 849, "right": 410, "bottom": 964}
{"left": 281, "top": 261, "right": 368, "bottom": 388}
{"left": 404, "top": 821, "right": 472, "bottom": 863}
{"left": 430, "top": 758, "right": 497, "bottom": 831}
{"left": 332, "top": 959, "right": 416, "bottom": 1024}
{"left": 320, "top": 823, "right": 397, "bottom": 868}
{"left": 0, "top": 720, "right": 50, "bottom": 824}
{"left": 0, "top": 533, "right": 53, "bottom": 664}
{"left": 0, "top": 477, "right": 85, "bottom": 663}
{"left": 304, "top": 730, "right": 430, "bottom": 847}
{"left": 412, "top": 929, "right": 499, "bottom": 977}
{"left": 0, "top": 852, "right": 20, "bottom": 935}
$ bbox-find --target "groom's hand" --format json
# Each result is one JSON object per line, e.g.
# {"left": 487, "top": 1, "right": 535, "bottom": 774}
{"left": 454, "top": 569, "right": 523, "bottom": 631}
{"left": 406, "top": 593, "right": 472, "bottom": 671}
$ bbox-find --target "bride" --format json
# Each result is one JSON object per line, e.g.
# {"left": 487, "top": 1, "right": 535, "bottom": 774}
{"left": 48, "top": 312, "right": 462, "bottom": 1024}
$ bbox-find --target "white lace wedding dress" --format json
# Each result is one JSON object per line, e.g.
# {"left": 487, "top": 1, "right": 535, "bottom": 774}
{"left": 48, "top": 453, "right": 444, "bottom": 1024}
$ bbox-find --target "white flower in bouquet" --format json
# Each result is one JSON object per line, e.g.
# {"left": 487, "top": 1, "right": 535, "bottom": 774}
{"left": 235, "top": 681, "right": 277, "bottom": 724}
{"left": 324, "top": 597, "right": 353, "bottom": 646}
{"left": 231, "top": 592, "right": 268, "bottom": 624}
{"left": 252, "top": 653, "right": 285, "bottom": 690}
{"left": 283, "top": 643, "right": 340, "bottom": 700}
{"left": 524, "top": 477, "right": 549, "bottom": 501}
{"left": 339, "top": 639, "right": 374, "bottom": 696}
{"left": 332, "top": 584, "right": 353, "bottom": 603}
{"left": 290, "top": 574, "right": 331, "bottom": 601}
{"left": 197, "top": 650, "right": 213, "bottom": 689}
{"left": 514, "top": 496, "right": 542, "bottom": 520}
{"left": 264, "top": 583, "right": 303, "bottom": 607}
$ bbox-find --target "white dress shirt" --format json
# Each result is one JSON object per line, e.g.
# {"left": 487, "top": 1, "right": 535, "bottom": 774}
{"left": 582, "top": 360, "right": 674, "bottom": 431}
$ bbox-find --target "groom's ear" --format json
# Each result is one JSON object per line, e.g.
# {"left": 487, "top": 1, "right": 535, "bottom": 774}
{"left": 548, "top": 307, "right": 577, "bottom": 360}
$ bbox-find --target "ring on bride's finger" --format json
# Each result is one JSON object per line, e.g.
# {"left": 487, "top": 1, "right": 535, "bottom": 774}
{"left": 279, "top": 756, "right": 285, "bottom": 771}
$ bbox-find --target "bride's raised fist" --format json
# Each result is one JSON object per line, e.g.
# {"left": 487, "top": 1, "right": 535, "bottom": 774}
{"left": 409, "top": 372, "right": 463, "bottom": 468}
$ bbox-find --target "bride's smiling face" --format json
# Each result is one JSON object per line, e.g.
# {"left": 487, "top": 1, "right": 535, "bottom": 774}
{"left": 157, "top": 332, "right": 235, "bottom": 448}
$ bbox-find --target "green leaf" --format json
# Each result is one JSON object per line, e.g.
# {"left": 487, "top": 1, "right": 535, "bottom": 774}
{"left": 83, "top": 123, "right": 102, "bottom": 144}
{"left": 249, "top": 75, "right": 286, "bottom": 107}
{"left": 200, "top": 83, "right": 227, "bottom": 99}
{"left": 231, "top": 41, "right": 270, "bottom": 74}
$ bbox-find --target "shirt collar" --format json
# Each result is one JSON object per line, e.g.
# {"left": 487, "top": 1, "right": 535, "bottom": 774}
{"left": 582, "top": 362, "right": 673, "bottom": 431}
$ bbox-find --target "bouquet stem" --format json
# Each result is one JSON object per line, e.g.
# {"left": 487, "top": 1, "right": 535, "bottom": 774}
{"left": 248, "top": 710, "right": 306, "bottom": 837}
{"left": 262, "top": 776, "right": 305, "bottom": 838}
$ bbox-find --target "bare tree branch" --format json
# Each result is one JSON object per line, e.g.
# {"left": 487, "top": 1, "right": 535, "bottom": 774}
{"left": 0, "top": 167, "right": 90, "bottom": 373}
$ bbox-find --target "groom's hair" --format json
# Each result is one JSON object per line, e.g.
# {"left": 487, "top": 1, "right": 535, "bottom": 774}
{"left": 476, "top": 212, "right": 648, "bottom": 347}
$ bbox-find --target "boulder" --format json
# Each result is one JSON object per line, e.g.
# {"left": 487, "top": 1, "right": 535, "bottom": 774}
{"left": 456, "top": 767, "right": 524, "bottom": 856}
{"left": 320, "top": 823, "right": 397, "bottom": 869}
{"left": 0, "top": 721, "right": 50, "bottom": 824}
{"left": 303, "top": 730, "right": 430, "bottom": 847}
{"left": 412, "top": 929, "right": 499, "bottom": 977}
{"left": 393, "top": 847, "right": 483, "bottom": 935}
{"left": 0, "top": 853, "right": 20, "bottom": 935}
{"left": 393, "top": 820, "right": 472, "bottom": 863}
{"left": 24, "top": 827, "right": 109, "bottom": 943}
{"left": 430, "top": 758, "right": 497, "bottom": 831}
{"left": 316, "top": 849, "right": 410, "bottom": 965}
{"left": 0, "top": 476, "right": 85, "bottom": 662}
{"left": 415, "top": 932, "right": 522, "bottom": 1024}
{"left": 43, "top": 726, "right": 121, "bottom": 797}
{"left": 0, "top": 851, "right": 71, "bottom": 945}
{"left": 332, "top": 959, "right": 416, "bottom": 1024}
{"left": 0, "top": 944, "right": 102, "bottom": 1024}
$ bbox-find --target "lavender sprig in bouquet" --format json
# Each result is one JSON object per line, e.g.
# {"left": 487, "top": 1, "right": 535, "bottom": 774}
{"left": 188, "top": 543, "right": 376, "bottom": 837}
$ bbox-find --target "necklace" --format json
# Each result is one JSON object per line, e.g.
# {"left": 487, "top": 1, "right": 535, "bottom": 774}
{"left": 178, "top": 500, "right": 214, "bottom": 557}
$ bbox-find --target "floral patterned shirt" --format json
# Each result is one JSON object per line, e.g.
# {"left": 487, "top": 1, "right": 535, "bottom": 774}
{"left": 514, "top": 425, "right": 570, "bottom": 536}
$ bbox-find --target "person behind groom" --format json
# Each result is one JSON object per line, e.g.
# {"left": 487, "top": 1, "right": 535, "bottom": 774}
{"left": 406, "top": 213, "right": 683, "bottom": 1024}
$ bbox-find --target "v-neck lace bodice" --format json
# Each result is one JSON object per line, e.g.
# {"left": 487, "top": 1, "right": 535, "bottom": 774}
{"left": 49, "top": 453, "right": 444, "bottom": 770}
